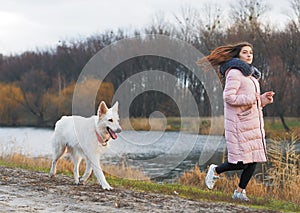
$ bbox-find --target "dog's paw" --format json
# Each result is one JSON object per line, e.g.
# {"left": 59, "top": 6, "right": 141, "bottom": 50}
{"left": 102, "top": 185, "right": 113, "bottom": 190}
{"left": 74, "top": 179, "right": 80, "bottom": 185}
{"left": 76, "top": 179, "right": 87, "bottom": 185}
{"left": 79, "top": 177, "right": 88, "bottom": 185}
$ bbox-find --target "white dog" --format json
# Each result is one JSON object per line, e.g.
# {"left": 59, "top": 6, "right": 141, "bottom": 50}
{"left": 49, "top": 101, "right": 121, "bottom": 190}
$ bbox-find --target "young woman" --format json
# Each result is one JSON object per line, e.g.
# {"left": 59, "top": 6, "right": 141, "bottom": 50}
{"left": 197, "top": 42, "right": 274, "bottom": 201}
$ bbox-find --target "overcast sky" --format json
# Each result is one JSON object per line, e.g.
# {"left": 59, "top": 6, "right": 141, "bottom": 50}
{"left": 0, "top": 0, "right": 292, "bottom": 55}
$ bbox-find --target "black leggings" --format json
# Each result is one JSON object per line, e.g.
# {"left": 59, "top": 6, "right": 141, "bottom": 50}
{"left": 215, "top": 161, "right": 257, "bottom": 189}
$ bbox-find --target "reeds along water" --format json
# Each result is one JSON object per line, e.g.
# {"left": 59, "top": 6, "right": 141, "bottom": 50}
{"left": 265, "top": 133, "right": 300, "bottom": 203}
{"left": 178, "top": 133, "right": 300, "bottom": 204}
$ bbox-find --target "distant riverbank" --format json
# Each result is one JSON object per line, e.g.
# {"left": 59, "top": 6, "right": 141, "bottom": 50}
{"left": 1, "top": 117, "right": 299, "bottom": 138}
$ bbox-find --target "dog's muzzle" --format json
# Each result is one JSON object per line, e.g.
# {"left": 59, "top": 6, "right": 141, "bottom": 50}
{"left": 106, "top": 127, "right": 121, "bottom": 140}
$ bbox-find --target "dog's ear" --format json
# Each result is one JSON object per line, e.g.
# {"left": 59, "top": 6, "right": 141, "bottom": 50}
{"left": 98, "top": 101, "right": 108, "bottom": 116}
{"left": 112, "top": 101, "right": 119, "bottom": 112}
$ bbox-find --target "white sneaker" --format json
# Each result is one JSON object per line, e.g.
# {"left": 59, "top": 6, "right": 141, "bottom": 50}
{"left": 232, "top": 189, "right": 250, "bottom": 202}
{"left": 205, "top": 164, "right": 219, "bottom": 189}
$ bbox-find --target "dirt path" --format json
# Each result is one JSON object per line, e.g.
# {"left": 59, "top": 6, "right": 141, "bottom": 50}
{"left": 0, "top": 166, "right": 280, "bottom": 213}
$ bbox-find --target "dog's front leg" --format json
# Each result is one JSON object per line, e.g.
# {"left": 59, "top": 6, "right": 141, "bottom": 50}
{"left": 90, "top": 161, "right": 112, "bottom": 190}
{"left": 49, "top": 159, "right": 57, "bottom": 178}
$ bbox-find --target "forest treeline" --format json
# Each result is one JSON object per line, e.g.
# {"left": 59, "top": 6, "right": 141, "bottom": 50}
{"left": 0, "top": 0, "right": 299, "bottom": 129}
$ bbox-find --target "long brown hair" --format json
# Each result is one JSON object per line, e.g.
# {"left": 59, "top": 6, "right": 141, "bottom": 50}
{"left": 196, "top": 42, "right": 253, "bottom": 85}
{"left": 197, "top": 41, "right": 253, "bottom": 66}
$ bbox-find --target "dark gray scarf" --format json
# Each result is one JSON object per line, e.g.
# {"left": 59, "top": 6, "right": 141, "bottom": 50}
{"left": 219, "top": 58, "right": 261, "bottom": 80}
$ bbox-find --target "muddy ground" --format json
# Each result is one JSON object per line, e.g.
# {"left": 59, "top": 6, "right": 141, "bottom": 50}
{"left": 0, "top": 166, "right": 281, "bottom": 213}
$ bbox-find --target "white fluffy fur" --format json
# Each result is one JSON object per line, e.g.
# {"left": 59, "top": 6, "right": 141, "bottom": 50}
{"left": 49, "top": 101, "right": 121, "bottom": 190}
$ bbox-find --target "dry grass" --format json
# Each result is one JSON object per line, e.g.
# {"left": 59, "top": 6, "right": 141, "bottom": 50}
{"left": 103, "top": 160, "right": 150, "bottom": 181}
{"left": 178, "top": 164, "right": 267, "bottom": 197}
{"left": 178, "top": 133, "right": 300, "bottom": 205}
{"left": 266, "top": 133, "right": 300, "bottom": 203}
{"left": 0, "top": 153, "right": 52, "bottom": 172}
{"left": 0, "top": 153, "right": 150, "bottom": 181}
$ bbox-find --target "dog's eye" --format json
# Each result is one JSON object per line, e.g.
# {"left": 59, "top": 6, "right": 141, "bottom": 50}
{"left": 108, "top": 119, "right": 113, "bottom": 122}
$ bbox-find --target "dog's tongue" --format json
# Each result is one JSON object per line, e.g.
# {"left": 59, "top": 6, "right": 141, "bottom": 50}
{"left": 108, "top": 128, "right": 117, "bottom": 139}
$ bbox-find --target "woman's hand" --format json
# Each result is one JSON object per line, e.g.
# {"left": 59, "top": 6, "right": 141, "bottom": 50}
{"left": 265, "top": 91, "right": 275, "bottom": 103}
{"left": 260, "top": 91, "right": 275, "bottom": 106}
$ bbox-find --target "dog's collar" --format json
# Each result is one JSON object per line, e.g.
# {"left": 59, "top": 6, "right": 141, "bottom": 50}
{"left": 95, "top": 131, "right": 107, "bottom": 146}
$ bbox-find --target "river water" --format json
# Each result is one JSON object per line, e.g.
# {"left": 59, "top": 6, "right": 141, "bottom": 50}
{"left": 0, "top": 127, "right": 227, "bottom": 182}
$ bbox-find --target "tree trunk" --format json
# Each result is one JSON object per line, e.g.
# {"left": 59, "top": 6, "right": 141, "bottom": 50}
{"left": 278, "top": 113, "right": 290, "bottom": 132}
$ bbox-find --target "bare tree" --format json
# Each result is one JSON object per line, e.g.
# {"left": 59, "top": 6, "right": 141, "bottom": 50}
{"left": 290, "top": 0, "right": 300, "bottom": 28}
{"left": 264, "top": 56, "right": 291, "bottom": 131}
{"left": 17, "top": 69, "right": 52, "bottom": 125}
{"left": 230, "top": 0, "right": 269, "bottom": 26}
{"left": 287, "top": 0, "right": 300, "bottom": 79}
{"left": 147, "top": 11, "right": 174, "bottom": 35}
{"left": 228, "top": 0, "right": 270, "bottom": 45}
{"left": 197, "top": 3, "right": 224, "bottom": 54}
{"left": 173, "top": 5, "right": 201, "bottom": 43}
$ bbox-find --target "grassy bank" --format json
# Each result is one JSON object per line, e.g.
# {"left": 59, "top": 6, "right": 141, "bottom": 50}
{"left": 121, "top": 117, "right": 300, "bottom": 138}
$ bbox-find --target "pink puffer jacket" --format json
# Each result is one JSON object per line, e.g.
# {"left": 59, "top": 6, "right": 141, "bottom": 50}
{"left": 223, "top": 68, "right": 267, "bottom": 164}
